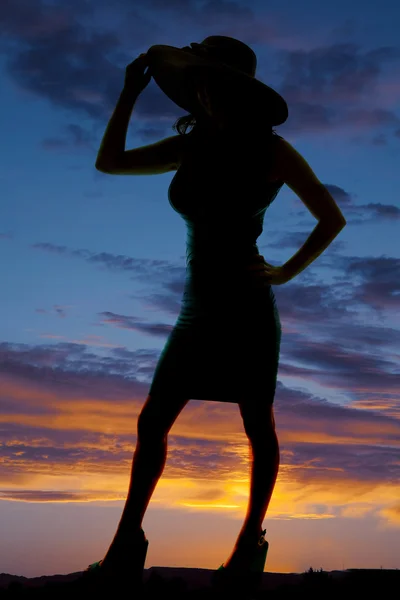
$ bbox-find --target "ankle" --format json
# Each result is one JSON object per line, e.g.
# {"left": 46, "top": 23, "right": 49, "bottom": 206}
{"left": 102, "top": 528, "right": 146, "bottom": 566}
{"left": 110, "top": 526, "right": 144, "bottom": 549}
{"left": 238, "top": 526, "right": 262, "bottom": 542}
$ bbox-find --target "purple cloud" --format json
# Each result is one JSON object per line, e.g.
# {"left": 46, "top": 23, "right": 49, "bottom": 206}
{"left": 99, "top": 311, "right": 175, "bottom": 337}
{"left": 0, "top": 339, "right": 398, "bottom": 494}
{"left": 1, "top": 1, "right": 398, "bottom": 143}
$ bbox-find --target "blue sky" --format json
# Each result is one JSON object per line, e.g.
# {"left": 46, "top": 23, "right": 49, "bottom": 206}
{"left": 0, "top": 0, "right": 399, "bottom": 578}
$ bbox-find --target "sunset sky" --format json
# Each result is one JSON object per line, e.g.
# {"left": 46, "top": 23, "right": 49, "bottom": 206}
{"left": 1, "top": 0, "right": 399, "bottom": 579}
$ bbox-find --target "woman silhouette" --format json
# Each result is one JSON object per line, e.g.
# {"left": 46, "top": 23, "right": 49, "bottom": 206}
{"left": 91, "top": 36, "right": 346, "bottom": 593}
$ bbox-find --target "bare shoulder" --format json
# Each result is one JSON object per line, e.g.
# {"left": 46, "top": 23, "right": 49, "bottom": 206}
{"left": 273, "top": 135, "right": 319, "bottom": 182}
{"left": 274, "top": 135, "right": 346, "bottom": 223}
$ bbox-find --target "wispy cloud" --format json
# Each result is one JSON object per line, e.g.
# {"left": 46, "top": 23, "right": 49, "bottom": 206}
{"left": 0, "top": 490, "right": 123, "bottom": 503}
{"left": 31, "top": 242, "right": 177, "bottom": 275}
{"left": 1, "top": 0, "right": 399, "bottom": 143}
{"left": 0, "top": 334, "right": 398, "bottom": 525}
{"left": 99, "top": 311, "right": 175, "bottom": 337}
{"left": 35, "top": 305, "right": 75, "bottom": 320}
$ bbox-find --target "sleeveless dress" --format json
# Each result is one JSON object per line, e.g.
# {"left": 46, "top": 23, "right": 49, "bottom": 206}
{"left": 148, "top": 125, "right": 284, "bottom": 404}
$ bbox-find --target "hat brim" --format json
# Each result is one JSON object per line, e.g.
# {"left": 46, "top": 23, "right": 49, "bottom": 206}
{"left": 146, "top": 44, "right": 288, "bottom": 126}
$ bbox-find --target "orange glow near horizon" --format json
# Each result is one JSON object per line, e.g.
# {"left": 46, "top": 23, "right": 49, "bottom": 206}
{"left": 1, "top": 362, "right": 399, "bottom": 576}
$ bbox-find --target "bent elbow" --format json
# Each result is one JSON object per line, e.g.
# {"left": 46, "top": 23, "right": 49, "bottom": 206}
{"left": 335, "top": 216, "right": 347, "bottom": 228}
{"left": 95, "top": 160, "right": 110, "bottom": 173}
{"left": 320, "top": 215, "right": 347, "bottom": 229}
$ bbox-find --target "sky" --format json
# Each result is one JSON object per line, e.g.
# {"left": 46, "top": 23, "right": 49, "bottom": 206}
{"left": 1, "top": 0, "right": 399, "bottom": 579}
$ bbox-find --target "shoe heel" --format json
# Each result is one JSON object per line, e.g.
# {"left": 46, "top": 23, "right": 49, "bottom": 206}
{"left": 133, "top": 536, "right": 149, "bottom": 578}
{"left": 131, "top": 536, "right": 148, "bottom": 594}
{"left": 250, "top": 529, "right": 269, "bottom": 573}
{"left": 212, "top": 530, "right": 269, "bottom": 592}
{"left": 83, "top": 528, "right": 149, "bottom": 590}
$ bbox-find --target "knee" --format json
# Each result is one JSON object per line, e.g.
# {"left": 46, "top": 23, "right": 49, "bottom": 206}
{"left": 241, "top": 404, "right": 277, "bottom": 443}
{"left": 245, "top": 417, "right": 278, "bottom": 451}
{"left": 137, "top": 408, "right": 168, "bottom": 442}
{"left": 248, "top": 426, "right": 278, "bottom": 450}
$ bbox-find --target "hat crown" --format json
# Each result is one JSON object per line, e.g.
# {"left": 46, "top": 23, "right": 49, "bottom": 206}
{"left": 147, "top": 38, "right": 288, "bottom": 126}
{"left": 190, "top": 36, "right": 257, "bottom": 78}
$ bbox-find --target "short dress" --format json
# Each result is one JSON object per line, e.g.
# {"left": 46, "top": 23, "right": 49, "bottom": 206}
{"left": 148, "top": 125, "right": 284, "bottom": 405}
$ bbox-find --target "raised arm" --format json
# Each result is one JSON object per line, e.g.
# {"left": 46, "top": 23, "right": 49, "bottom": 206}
{"left": 95, "top": 53, "right": 183, "bottom": 176}
{"left": 95, "top": 53, "right": 151, "bottom": 171}
{"left": 95, "top": 87, "right": 141, "bottom": 170}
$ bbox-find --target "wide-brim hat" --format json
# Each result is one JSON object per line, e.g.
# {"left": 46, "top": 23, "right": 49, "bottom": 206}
{"left": 146, "top": 35, "right": 289, "bottom": 127}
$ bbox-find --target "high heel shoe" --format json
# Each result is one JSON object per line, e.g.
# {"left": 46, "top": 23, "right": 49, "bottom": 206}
{"left": 211, "top": 529, "right": 269, "bottom": 593}
{"left": 81, "top": 528, "right": 149, "bottom": 591}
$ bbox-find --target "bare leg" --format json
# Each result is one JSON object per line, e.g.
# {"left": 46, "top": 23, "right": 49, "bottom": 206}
{"left": 224, "top": 415, "right": 279, "bottom": 569}
{"left": 100, "top": 437, "right": 167, "bottom": 569}
{"left": 99, "top": 393, "right": 189, "bottom": 570}
{"left": 240, "top": 428, "right": 279, "bottom": 537}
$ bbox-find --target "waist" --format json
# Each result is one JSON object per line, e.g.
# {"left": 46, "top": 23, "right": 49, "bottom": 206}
{"left": 182, "top": 268, "right": 275, "bottom": 315}
{"left": 187, "top": 246, "right": 260, "bottom": 268}
{"left": 185, "top": 258, "right": 272, "bottom": 296}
